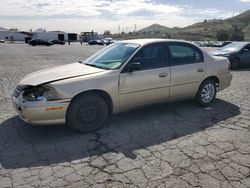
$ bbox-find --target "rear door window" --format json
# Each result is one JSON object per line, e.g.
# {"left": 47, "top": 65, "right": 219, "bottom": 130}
{"left": 168, "top": 43, "right": 204, "bottom": 66}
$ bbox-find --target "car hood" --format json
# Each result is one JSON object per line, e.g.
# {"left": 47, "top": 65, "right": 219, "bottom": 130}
{"left": 20, "top": 62, "right": 106, "bottom": 86}
{"left": 209, "top": 49, "right": 233, "bottom": 56}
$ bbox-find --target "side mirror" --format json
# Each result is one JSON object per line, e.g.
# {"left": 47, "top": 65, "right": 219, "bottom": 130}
{"left": 242, "top": 49, "right": 249, "bottom": 54}
{"left": 128, "top": 62, "right": 141, "bottom": 72}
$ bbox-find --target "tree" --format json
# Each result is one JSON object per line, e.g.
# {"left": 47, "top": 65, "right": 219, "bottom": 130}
{"left": 230, "top": 24, "right": 245, "bottom": 41}
{"left": 216, "top": 29, "right": 230, "bottom": 41}
{"left": 230, "top": 31, "right": 245, "bottom": 41}
{"left": 103, "top": 30, "right": 111, "bottom": 36}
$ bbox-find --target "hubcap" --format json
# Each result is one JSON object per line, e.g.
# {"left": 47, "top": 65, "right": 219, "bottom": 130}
{"left": 201, "top": 84, "right": 215, "bottom": 103}
{"left": 78, "top": 104, "right": 97, "bottom": 123}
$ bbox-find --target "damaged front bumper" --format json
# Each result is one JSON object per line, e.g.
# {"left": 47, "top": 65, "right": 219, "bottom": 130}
{"left": 12, "top": 91, "right": 70, "bottom": 125}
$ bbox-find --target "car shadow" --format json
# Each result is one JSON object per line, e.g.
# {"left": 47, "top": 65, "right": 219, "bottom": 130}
{"left": 0, "top": 99, "right": 240, "bottom": 169}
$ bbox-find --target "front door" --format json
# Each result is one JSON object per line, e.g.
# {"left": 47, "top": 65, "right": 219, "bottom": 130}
{"left": 241, "top": 44, "right": 250, "bottom": 64}
{"left": 167, "top": 42, "right": 205, "bottom": 101}
{"left": 119, "top": 43, "right": 170, "bottom": 111}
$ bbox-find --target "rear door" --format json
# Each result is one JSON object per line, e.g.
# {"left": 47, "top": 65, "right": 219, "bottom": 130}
{"left": 167, "top": 42, "right": 205, "bottom": 101}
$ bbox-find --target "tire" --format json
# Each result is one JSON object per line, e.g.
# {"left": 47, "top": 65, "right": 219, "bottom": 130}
{"left": 231, "top": 58, "right": 240, "bottom": 69}
{"left": 66, "top": 94, "right": 109, "bottom": 133}
{"left": 196, "top": 80, "right": 217, "bottom": 107}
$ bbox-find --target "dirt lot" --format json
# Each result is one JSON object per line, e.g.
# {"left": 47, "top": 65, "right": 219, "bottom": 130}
{"left": 0, "top": 43, "right": 250, "bottom": 188}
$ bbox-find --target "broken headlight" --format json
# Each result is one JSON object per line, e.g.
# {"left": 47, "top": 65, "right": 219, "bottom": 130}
{"left": 23, "top": 86, "right": 57, "bottom": 101}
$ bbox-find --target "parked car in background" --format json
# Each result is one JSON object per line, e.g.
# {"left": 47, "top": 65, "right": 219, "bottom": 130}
{"left": 0, "top": 39, "right": 5, "bottom": 43}
{"left": 103, "top": 38, "right": 114, "bottom": 45}
{"left": 210, "top": 42, "right": 250, "bottom": 69}
{"left": 28, "top": 39, "right": 53, "bottom": 46}
{"left": 193, "top": 41, "right": 232, "bottom": 48}
{"left": 88, "top": 40, "right": 104, "bottom": 45}
{"left": 207, "top": 41, "right": 223, "bottom": 47}
{"left": 222, "top": 41, "right": 232, "bottom": 47}
{"left": 13, "top": 39, "right": 232, "bottom": 133}
{"left": 48, "top": 39, "right": 65, "bottom": 45}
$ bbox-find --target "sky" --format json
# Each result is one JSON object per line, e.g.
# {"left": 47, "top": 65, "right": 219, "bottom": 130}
{"left": 0, "top": 0, "right": 249, "bottom": 34}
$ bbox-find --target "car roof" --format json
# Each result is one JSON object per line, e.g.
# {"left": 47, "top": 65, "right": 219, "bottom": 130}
{"left": 119, "top": 38, "right": 193, "bottom": 46}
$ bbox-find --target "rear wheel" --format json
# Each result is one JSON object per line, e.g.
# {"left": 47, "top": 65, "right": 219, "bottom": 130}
{"left": 66, "top": 94, "right": 109, "bottom": 133}
{"left": 231, "top": 58, "right": 240, "bottom": 69}
{"left": 196, "top": 80, "right": 217, "bottom": 107}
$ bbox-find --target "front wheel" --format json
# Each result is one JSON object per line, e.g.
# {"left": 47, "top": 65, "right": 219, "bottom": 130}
{"left": 66, "top": 94, "right": 109, "bottom": 133}
{"left": 231, "top": 58, "right": 240, "bottom": 69}
{"left": 196, "top": 80, "right": 217, "bottom": 107}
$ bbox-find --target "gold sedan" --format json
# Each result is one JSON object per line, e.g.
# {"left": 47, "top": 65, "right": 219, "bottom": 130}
{"left": 12, "top": 39, "right": 232, "bottom": 132}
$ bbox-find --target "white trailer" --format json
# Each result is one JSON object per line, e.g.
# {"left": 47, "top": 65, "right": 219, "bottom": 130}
{"left": 32, "top": 31, "right": 69, "bottom": 41}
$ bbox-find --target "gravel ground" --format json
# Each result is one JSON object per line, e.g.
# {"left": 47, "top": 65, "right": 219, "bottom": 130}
{"left": 0, "top": 43, "right": 249, "bottom": 188}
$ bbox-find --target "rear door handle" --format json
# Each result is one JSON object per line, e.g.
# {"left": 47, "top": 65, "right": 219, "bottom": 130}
{"left": 197, "top": 68, "right": 204, "bottom": 72}
{"left": 159, "top": 73, "right": 168, "bottom": 78}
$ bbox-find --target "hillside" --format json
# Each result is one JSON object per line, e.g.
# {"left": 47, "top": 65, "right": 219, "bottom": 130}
{"left": 227, "top": 9, "right": 250, "bottom": 39}
{"left": 182, "top": 9, "right": 250, "bottom": 40}
{"left": 139, "top": 24, "right": 180, "bottom": 34}
{"left": 227, "top": 9, "right": 250, "bottom": 24}
{"left": 138, "top": 9, "right": 250, "bottom": 40}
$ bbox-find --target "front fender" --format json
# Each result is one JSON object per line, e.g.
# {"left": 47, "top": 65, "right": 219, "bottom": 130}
{"left": 48, "top": 72, "right": 120, "bottom": 113}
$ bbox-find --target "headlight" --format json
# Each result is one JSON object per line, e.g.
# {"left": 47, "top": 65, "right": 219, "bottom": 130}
{"left": 42, "top": 89, "right": 55, "bottom": 100}
{"left": 23, "top": 86, "right": 57, "bottom": 101}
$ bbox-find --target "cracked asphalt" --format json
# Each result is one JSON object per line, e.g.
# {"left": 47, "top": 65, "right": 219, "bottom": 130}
{"left": 0, "top": 43, "right": 250, "bottom": 188}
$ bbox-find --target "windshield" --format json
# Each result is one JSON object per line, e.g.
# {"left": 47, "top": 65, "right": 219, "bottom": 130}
{"left": 82, "top": 42, "right": 140, "bottom": 70}
{"left": 220, "top": 42, "right": 246, "bottom": 52}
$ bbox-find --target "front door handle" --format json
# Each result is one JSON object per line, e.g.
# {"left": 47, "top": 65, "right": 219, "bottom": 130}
{"left": 197, "top": 68, "right": 204, "bottom": 72}
{"left": 159, "top": 73, "right": 168, "bottom": 78}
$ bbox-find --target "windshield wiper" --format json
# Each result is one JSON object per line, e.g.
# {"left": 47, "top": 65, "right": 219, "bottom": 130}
{"left": 84, "top": 63, "right": 111, "bottom": 70}
{"left": 84, "top": 63, "right": 97, "bottom": 67}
